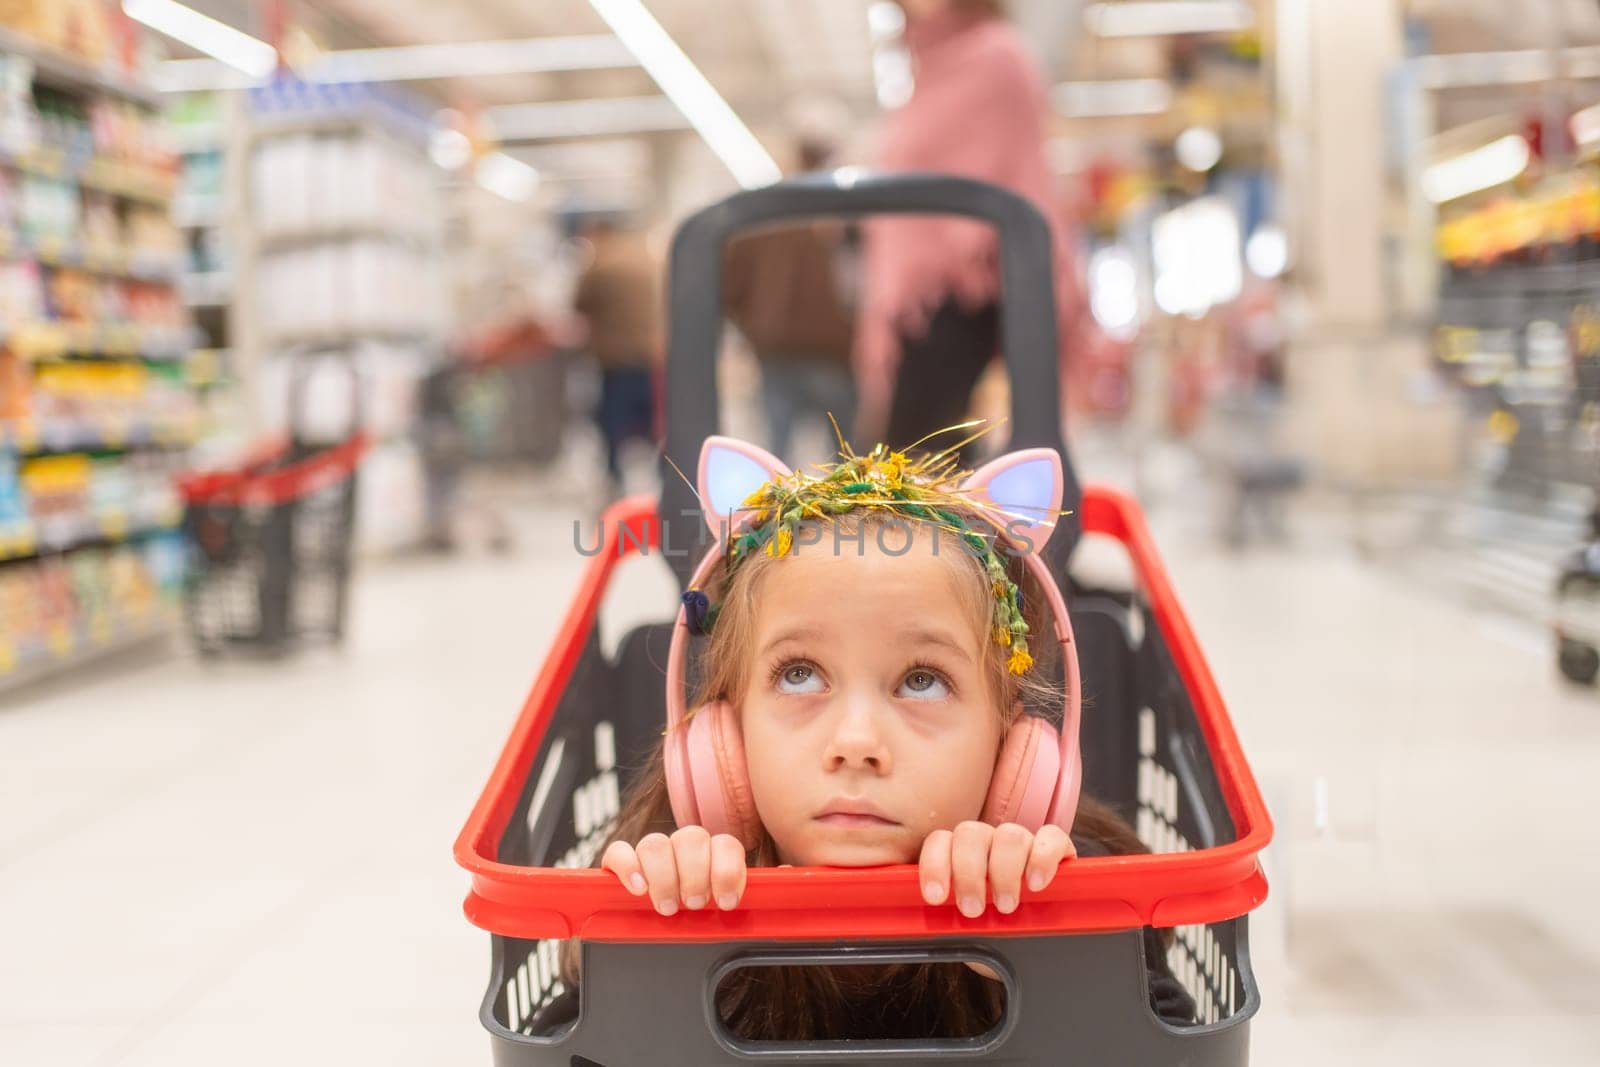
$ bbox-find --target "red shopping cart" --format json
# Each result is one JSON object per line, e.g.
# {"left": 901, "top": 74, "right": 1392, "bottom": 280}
{"left": 179, "top": 348, "right": 368, "bottom": 656}
{"left": 455, "top": 174, "right": 1272, "bottom": 1065}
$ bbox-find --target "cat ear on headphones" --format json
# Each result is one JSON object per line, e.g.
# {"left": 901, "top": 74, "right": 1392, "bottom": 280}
{"left": 961, "top": 449, "right": 1064, "bottom": 546}
{"left": 696, "top": 436, "right": 792, "bottom": 543}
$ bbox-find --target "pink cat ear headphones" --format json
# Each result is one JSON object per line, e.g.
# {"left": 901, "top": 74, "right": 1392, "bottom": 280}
{"left": 663, "top": 436, "right": 1083, "bottom": 852}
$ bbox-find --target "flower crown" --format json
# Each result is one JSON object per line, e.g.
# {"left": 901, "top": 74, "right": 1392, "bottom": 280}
{"left": 684, "top": 422, "right": 1067, "bottom": 676}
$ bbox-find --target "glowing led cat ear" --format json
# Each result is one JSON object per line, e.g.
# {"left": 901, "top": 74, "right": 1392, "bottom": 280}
{"left": 696, "top": 436, "right": 792, "bottom": 542}
{"left": 962, "top": 449, "right": 1064, "bottom": 537}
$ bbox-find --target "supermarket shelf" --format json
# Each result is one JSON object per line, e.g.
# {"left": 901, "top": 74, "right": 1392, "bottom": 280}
{"left": 1, "top": 417, "right": 198, "bottom": 456}
{"left": 0, "top": 26, "right": 161, "bottom": 108}
{"left": 258, "top": 223, "right": 437, "bottom": 253}
{"left": 181, "top": 271, "right": 233, "bottom": 308}
{"left": 0, "top": 609, "right": 177, "bottom": 696}
{"left": 0, "top": 231, "right": 183, "bottom": 284}
{"left": 265, "top": 326, "right": 441, "bottom": 351}
{"left": 174, "top": 124, "right": 226, "bottom": 155}
{"left": 0, "top": 507, "right": 183, "bottom": 564}
{"left": 1, "top": 322, "right": 196, "bottom": 362}
{"left": 0, "top": 145, "right": 177, "bottom": 205}
{"left": 174, "top": 194, "right": 226, "bottom": 228}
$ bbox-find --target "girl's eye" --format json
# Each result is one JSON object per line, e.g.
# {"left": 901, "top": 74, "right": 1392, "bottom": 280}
{"left": 775, "top": 662, "right": 824, "bottom": 694}
{"left": 899, "top": 668, "right": 950, "bottom": 700}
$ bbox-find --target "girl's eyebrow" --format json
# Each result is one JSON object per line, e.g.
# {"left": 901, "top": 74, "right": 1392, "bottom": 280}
{"left": 895, "top": 627, "right": 974, "bottom": 661}
{"left": 758, "top": 626, "right": 824, "bottom": 655}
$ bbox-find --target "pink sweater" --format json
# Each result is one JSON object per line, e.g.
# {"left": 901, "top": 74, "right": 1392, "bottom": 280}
{"left": 858, "top": 12, "right": 1089, "bottom": 438}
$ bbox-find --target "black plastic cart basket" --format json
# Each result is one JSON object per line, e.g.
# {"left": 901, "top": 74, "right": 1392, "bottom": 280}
{"left": 178, "top": 348, "right": 368, "bottom": 656}
{"left": 456, "top": 173, "right": 1273, "bottom": 1065}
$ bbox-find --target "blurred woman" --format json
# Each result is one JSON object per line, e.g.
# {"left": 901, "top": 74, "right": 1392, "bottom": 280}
{"left": 860, "top": 0, "right": 1092, "bottom": 454}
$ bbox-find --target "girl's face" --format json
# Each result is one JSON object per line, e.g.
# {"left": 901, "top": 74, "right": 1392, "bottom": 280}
{"left": 738, "top": 526, "right": 1003, "bottom": 867}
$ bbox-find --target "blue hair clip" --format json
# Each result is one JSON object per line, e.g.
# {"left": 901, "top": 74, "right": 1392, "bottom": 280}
{"left": 682, "top": 590, "right": 712, "bottom": 636}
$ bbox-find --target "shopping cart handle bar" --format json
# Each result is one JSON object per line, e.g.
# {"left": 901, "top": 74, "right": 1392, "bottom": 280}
{"left": 662, "top": 171, "right": 1080, "bottom": 589}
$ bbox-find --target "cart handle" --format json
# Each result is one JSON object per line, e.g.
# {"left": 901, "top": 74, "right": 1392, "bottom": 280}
{"left": 659, "top": 171, "right": 1081, "bottom": 590}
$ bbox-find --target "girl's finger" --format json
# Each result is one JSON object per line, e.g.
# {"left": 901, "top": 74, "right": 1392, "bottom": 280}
{"left": 634, "top": 832, "right": 681, "bottom": 915}
{"left": 986, "top": 823, "right": 1033, "bottom": 915}
{"left": 709, "top": 834, "right": 748, "bottom": 910}
{"left": 670, "top": 826, "right": 714, "bottom": 910}
{"left": 1025, "top": 825, "right": 1076, "bottom": 893}
{"left": 918, "top": 829, "right": 954, "bottom": 905}
{"left": 949, "top": 821, "right": 994, "bottom": 918}
{"left": 600, "top": 841, "right": 648, "bottom": 895}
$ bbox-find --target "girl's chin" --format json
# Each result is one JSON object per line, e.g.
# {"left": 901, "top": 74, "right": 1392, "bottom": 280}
{"left": 784, "top": 838, "right": 918, "bottom": 868}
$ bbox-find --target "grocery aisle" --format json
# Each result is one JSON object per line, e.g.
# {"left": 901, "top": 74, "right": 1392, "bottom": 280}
{"left": 3, "top": 482, "right": 1596, "bottom": 1066}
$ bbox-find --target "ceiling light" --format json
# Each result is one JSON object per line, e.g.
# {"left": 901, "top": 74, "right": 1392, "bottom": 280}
{"left": 486, "top": 96, "right": 690, "bottom": 142}
{"left": 1421, "top": 135, "right": 1530, "bottom": 203}
{"left": 1054, "top": 79, "right": 1173, "bottom": 118}
{"left": 1084, "top": 1, "right": 1254, "bottom": 38}
{"left": 477, "top": 153, "right": 541, "bottom": 203}
{"left": 430, "top": 127, "right": 473, "bottom": 171}
{"left": 1245, "top": 225, "right": 1289, "bottom": 279}
{"left": 585, "top": 0, "right": 781, "bottom": 189}
{"left": 123, "top": 0, "right": 276, "bottom": 78}
{"left": 1175, "top": 126, "right": 1224, "bottom": 172}
{"left": 305, "top": 36, "right": 634, "bottom": 84}
{"left": 866, "top": 1, "right": 907, "bottom": 42}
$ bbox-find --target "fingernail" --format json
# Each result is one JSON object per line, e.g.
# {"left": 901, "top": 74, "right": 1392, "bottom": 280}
{"left": 923, "top": 881, "right": 945, "bottom": 904}
{"left": 629, "top": 873, "right": 647, "bottom": 894}
{"left": 1027, "top": 871, "right": 1046, "bottom": 892}
{"left": 959, "top": 896, "right": 981, "bottom": 917}
{"left": 685, "top": 895, "right": 707, "bottom": 911}
{"left": 996, "top": 894, "right": 1016, "bottom": 914}
{"left": 717, "top": 892, "right": 738, "bottom": 911}
{"left": 655, "top": 899, "right": 678, "bottom": 916}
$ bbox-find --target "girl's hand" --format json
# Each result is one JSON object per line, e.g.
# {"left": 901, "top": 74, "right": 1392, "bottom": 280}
{"left": 601, "top": 827, "right": 748, "bottom": 915}
{"left": 918, "top": 822, "right": 1076, "bottom": 918}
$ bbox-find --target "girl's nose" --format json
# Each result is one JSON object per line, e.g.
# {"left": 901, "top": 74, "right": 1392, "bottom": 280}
{"left": 821, "top": 694, "right": 893, "bottom": 774}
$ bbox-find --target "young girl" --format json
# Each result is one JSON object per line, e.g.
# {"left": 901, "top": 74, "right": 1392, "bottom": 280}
{"left": 545, "top": 430, "right": 1193, "bottom": 1040}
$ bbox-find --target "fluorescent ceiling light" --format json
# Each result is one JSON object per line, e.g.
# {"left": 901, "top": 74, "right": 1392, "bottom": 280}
{"left": 154, "top": 57, "right": 257, "bottom": 92}
{"left": 1175, "top": 126, "right": 1223, "bottom": 172}
{"left": 1084, "top": 1, "right": 1254, "bottom": 38}
{"left": 1054, "top": 79, "right": 1172, "bottom": 118}
{"left": 430, "top": 127, "right": 473, "bottom": 170}
{"left": 1572, "top": 102, "right": 1600, "bottom": 147}
{"left": 156, "top": 35, "right": 635, "bottom": 93}
{"left": 305, "top": 35, "right": 634, "bottom": 84}
{"left": 1412, "top": 50, "right": 1552, "bottom": 90}
{"left": 477, "top": 153, "right": 541, "bottom": 202}
{"left": 1422, "top": 135, "right": 1530, "bottom": 203}
{"left": 487, "top": 96, "right": 690, "bottom": 141}
{"left": 123, "top": 0, "right": 276, "bottom": 78}
{"left": 585, "top": 0, "right": 781, "bottom": 189}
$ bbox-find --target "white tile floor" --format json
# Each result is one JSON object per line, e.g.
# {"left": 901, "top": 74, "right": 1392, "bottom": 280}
{"left": 3, "top": 460, "right": 1598, "bottom": 1066}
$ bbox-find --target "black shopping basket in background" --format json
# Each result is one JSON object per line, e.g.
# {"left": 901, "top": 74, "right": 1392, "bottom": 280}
{"left": 455, "top": 173, "right": 1273, "bottom": 1065}
{"left": 178, "top": 347, "right": 368, "bottom": 657}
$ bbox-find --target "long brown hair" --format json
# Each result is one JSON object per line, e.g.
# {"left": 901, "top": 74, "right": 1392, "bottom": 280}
{"left": 561, "top": 510, "right": 1151, "bottom": 1039}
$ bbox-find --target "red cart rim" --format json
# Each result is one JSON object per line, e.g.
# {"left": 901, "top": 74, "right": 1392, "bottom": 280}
{"left": 454, "top": 488, "right": 1274, "bottom": 942}
{"left": 179, "top": 433, "right": 370, "bottom": 508}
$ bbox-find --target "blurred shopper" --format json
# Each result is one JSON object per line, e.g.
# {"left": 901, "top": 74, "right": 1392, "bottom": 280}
{"left": 724, "top": 140, "right": 858, "bottom": 462}
{"left": 416, "top": 345, "right": 516, "bottom": 555}
{"left": 417, "top": 348, "right": 470, "bottom": 552}
{"left": 860, "top": 0, "right": 1093, "bottom": 455}
{"left": 572, "top": 219, "right": 663, "bottom": 492}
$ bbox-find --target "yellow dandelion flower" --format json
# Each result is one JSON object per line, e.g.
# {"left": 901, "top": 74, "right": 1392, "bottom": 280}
{"left": 766, "top": 526, "right": 794, "bottom": 558}
{"left": 993, "top": 626, "right": 1012, "bottom": 648}
{"left": 743, "top": 486, "right": 771, "bottom": 507}
{"left": 1007, "top": 645, "right": 1034, "bottom": 675}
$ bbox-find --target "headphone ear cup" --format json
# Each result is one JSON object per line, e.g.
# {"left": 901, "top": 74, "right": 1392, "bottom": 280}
{"left": 683, "top": 701, "right": 762, "bottom": 850}
{"left": 982, "top": 716, "right": 1063, "bottom": 831}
